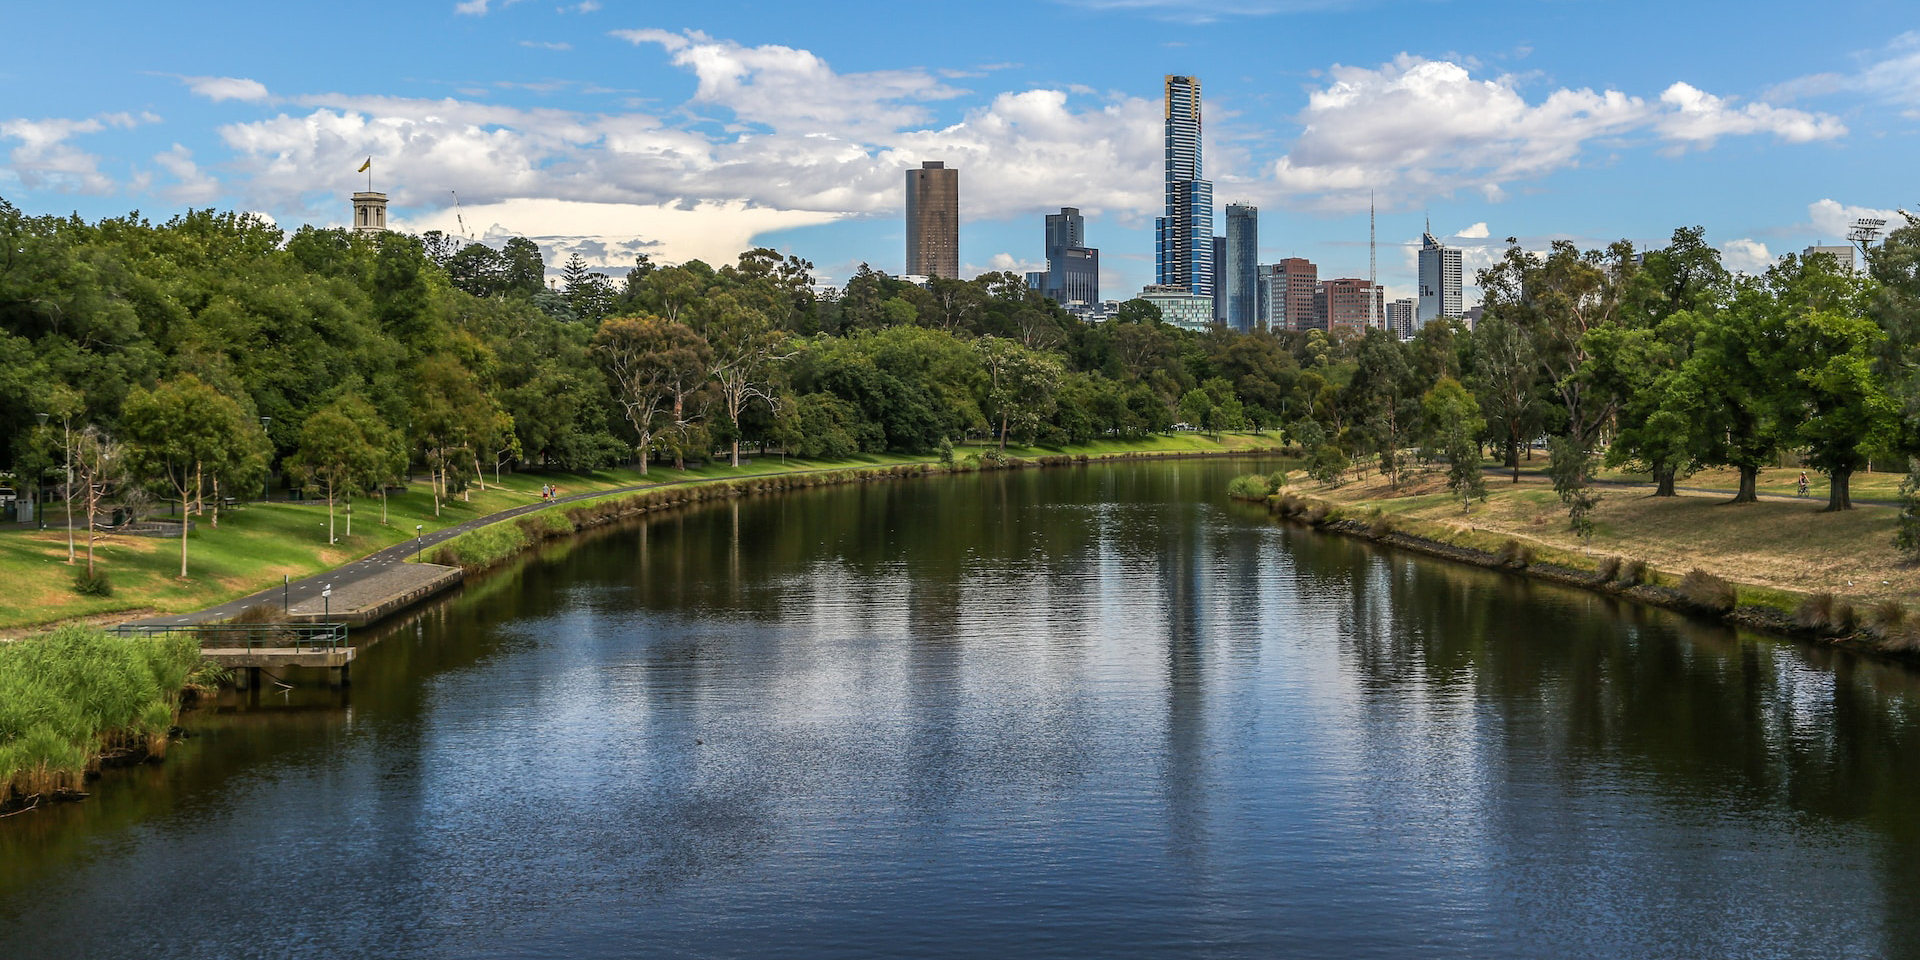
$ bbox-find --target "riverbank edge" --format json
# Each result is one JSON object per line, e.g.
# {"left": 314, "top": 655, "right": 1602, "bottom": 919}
{"left": 1235, "top": 486, "right": 1918, "bottom": 662}
{"left": 428, "top": 445, "right": 1294, "bottom": 575}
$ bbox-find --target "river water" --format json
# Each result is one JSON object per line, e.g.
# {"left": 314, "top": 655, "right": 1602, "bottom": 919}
{"left": 5, "top": 459, "right": 1920, "bottom": 959}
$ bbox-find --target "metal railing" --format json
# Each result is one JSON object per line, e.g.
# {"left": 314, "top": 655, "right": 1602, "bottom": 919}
{"left": 115, "top": 622, "right": 350, "bottom": 652}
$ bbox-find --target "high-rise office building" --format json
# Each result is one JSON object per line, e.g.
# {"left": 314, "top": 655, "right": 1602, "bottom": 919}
{"left": 1211, "top": 235, "right": 1227, "bottom": 322}
{"left": 1225, "top": 204, "right": 1258, "bottom": 332}
{"left": 1042, "top": 207, "right": 1100, "bottom": 308}
{"left": 1315, "top": 278, "right": 1387, "bottom": 334}
{"left": 1417, "top": 231, "right": 1463, "bottom": 327}
{"left": 1155, "top": 76, "right": 1213, "bottom": 304}
{"left": 1386, "top": 298, "right": 1415, "bottom": 338}
{"left": 905, "top": 161, "right": 959, "bottom": 279}
{"left": 1261, "top": 258, "right": 1318, "bottom": 331}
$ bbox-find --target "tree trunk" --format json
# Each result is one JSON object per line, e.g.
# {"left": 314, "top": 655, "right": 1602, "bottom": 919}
{"left": 212, "top": 478, "right": 221, "bottom": 528}
{"left": 1653, "top": 463, "right": 1677, "bottom": 497}
{"left": 327, "top": 479, "right": 336, "bottom": 544}
{"left": 999, "top": 412, "right": 1009, "bottom": 453}
{"left": 731, "top": 439, "right": 740, "bottom": 468}
{"left": 1824, "top": 469, "right": 1853, "bottom": 512}
{"left": 1732, "top": 465, "right": 1759, "bottom": 503}
{"left": 179, "top": 492, "right": 190, "bottom": 578}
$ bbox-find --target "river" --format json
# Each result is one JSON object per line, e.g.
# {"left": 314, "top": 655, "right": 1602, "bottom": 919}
{"left": 5, "top": 458, "right": 1920, "bottom": 959}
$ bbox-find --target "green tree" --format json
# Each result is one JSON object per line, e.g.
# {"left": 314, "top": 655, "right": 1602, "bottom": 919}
{"left": 592, "top": 316, "right": 709, "bottom": 475}
{"left": 1422, "top": 378, "right": 1486, "bottom": 513}
{"left": 123, "top": 375, "right": 267, "bottom": 578}
{"left": 286, "top": 396, "right": 398, "bottom": 543}
{"left": 976, "top": 337, "right": 1064, "bottom": 452}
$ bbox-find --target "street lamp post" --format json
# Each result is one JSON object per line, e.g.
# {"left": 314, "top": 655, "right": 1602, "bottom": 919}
{"left": 323, "top": 583, "right": 332, "bottom": 622}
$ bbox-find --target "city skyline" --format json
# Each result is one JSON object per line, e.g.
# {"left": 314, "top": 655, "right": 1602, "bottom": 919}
{"left": 2, "top": 2, "right": 1913, "bottom": 306}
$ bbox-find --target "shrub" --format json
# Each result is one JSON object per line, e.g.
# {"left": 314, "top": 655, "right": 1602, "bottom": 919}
{"left": 72, "top": 568, "right": 113, "bottom": 597}
{"left": 1367, "top": 511, "right": 1393, "bottom": 538}
{"left": 937, "top": 438, "right": 955, "bottom": 465}
{"left": 1620, "top": 559, "right": 1648, "bottom": 587}
{"left": 1305, "top": 503, "right": 1333, "bottom": 524}
{"left": 1597, "top": 556, "right": 1623, "bottom": 582}
{"left": 1795, "top": 593, "right": 1837, "bottom": 631}
{"left": 1678, "top": 569, "right": 1736, "bottom": 614}
{"left": 1227, "top": 474, "right": 1272, "bottom": 500}
{"left": 1498, "top": 539, "right": 1534, "bottom": 569}
{"left": 1870, "top": 600, "right": 1907, "bottom": 631}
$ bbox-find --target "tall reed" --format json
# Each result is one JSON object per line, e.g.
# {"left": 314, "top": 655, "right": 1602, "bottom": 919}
{"left": 0, "top": 625, "right": 200, "bottom": 803}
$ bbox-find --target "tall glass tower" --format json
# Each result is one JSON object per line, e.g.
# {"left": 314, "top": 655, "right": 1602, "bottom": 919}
{"left": 1225, "top": 203, "right": 1258, "bottom": 332}
{"left": 1155, "top": 75, "right": 1213, "bottom": 300}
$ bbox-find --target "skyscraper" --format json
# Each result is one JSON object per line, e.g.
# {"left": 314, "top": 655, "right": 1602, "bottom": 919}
{"left": 905, "top": 161, "right": 959, "bottom": 279}
{"left": 1417, "top": 230, "right": 1463, "bottom": 327}
{"left": 1225, "top": 203, "right": 1258, "bottom": 332}
{"left": 1155, "top": 76, "right": 1213, "bottom": 302}
{"left": 1043, "top": 207, "right": 1100, "bottom": 308}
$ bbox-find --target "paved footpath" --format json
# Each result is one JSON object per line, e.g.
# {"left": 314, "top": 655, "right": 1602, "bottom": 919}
{"left": 123, "top": 466, "right": 824, "bottom": 628}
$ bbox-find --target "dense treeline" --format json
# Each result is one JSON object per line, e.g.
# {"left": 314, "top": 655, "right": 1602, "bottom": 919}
{"left": 4, "top": 198, "right": 1919, "bottom": 561}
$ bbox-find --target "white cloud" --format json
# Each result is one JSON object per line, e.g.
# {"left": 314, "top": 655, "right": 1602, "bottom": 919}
{"left": 613, "top": 29, "right": 969, "bottom": 137}
{"left": 184, "top": 76, "right": 271, "bottom": 103}
{"left": 1454, "top": 221, "right": 1488, "bottom": 239}
{"left": 153, "top": 143, "right": 221, "bottom": 203}
{"left": 0, "top": 112, "right": 159, "bottom": 194}
{"left": 399, "top": 197, "right": 839, "bottom": 270}
{"left": 978, "top": 252, "right": 1044, "bottom": 277}
{"left": 1767, "top": 32, "right": 1920, "bottom": 114}
{"left": 1263, "top": 55, "right": 1843, "bottom": 213}
{"left": 1052, "top": 0, "right": 1361, "bottom": 21}
{"left": 1654, "top": 82, "right": 1844, "bottom": 147}
{"left": 205, "top": 33, "right": 1162, "bottom": 269}
{"left": 519, "top": 40, "right": 571, "bottom": 51}
{"left": 455, "top": 0, "right": 530, "bottom": 14}
{"left": 1807, "top": 198, "right": 1903, "bottom": 240}
{"left": 1721, "top": 239, "right": 1773, "bottom": 274}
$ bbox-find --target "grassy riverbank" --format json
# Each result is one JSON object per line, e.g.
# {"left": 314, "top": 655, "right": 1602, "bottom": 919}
{"left": 1, "top": 435, "right": 1287, "bottom": 633}
{"left": 1241, "top": 461, "right": 1920, "bottom": 651}
{"left": 0, "top": 625, "right": 207, "bottom": 810}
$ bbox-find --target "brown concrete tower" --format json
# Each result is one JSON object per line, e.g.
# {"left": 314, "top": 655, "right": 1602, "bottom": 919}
{"left": 905, "top": 161, "right": 958, "bottom": 278}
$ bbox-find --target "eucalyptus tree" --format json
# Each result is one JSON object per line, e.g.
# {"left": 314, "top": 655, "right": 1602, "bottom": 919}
{"left": 287, "top": 396, "right": 398, "bottom": 543}
{"left": 123, "top": 375, "right": 268, "bottom": 578}
{"left": 592, "top": 316, "right": 709, "bottom": 475}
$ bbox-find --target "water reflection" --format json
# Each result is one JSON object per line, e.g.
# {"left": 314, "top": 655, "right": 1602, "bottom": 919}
{"left": 4, "top": 460, "right": 1920, "bottom": 959}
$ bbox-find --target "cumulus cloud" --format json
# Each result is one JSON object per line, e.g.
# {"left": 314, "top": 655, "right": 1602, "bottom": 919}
{"left": 153, "top": 143, "right": 222, "bottom": 203}
{"left": 400, "top": 197, "right": 835, "bottom": 271}
{"left": 1807, "top": 198, "right": 1903, "bottom": 240}
{"left": 1454, "top": 221, "right": 1489, "bottom": 239}
{"left": 184, "top": 76, "right": 271, "bottom": 103}
{"left": 0, "top": 112, "right": 159, "bottom": 194}
{"left": 1721, "top": 239, "right": 1774, "bottom": 274}
{"left": 205, "top": 32, "right": 1161, "bottom": 267}
{"left": 613, "top": 29, "right": 970, "bottom": 137}
{"left": 1654, "top": 82, "right": 1844, "bottom": 147}
{"left": 1265, "top": 55, "right": 1843, "bottom": 212}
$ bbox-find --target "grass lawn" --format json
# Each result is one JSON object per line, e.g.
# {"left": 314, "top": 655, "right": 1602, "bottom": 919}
{"left": 1, "top": 435, "right": 1291, "bottom": 634}
{"left": 1288, "top": 459, "right": 1918, "bottom": 610}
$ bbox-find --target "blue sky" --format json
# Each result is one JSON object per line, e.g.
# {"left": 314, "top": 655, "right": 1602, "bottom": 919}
{"left": 3, "top": 0, "right": 1914, "bottom": 306}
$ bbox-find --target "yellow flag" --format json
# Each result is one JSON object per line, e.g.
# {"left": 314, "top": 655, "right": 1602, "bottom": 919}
{"left": 357, "top": 157, "right": 371, "bottom": 173}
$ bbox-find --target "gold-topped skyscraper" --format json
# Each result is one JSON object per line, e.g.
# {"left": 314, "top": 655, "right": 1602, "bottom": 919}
{"left": 905, "top": 161, "right": 958, "bottom": 278}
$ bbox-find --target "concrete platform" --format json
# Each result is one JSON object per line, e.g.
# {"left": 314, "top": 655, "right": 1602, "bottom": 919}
{"left": 284, "top": 563, "right": 463, "bottom": 627}
{"left": 200, "top": 646, "right": 356, "bottom": 669}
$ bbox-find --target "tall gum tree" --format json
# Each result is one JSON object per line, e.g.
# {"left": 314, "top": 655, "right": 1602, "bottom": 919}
{"left": 124, "top": 375, "right": 267, "bottom": 578}
{"left": 592, "top": 316, "right": 708, "bottom": 475}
